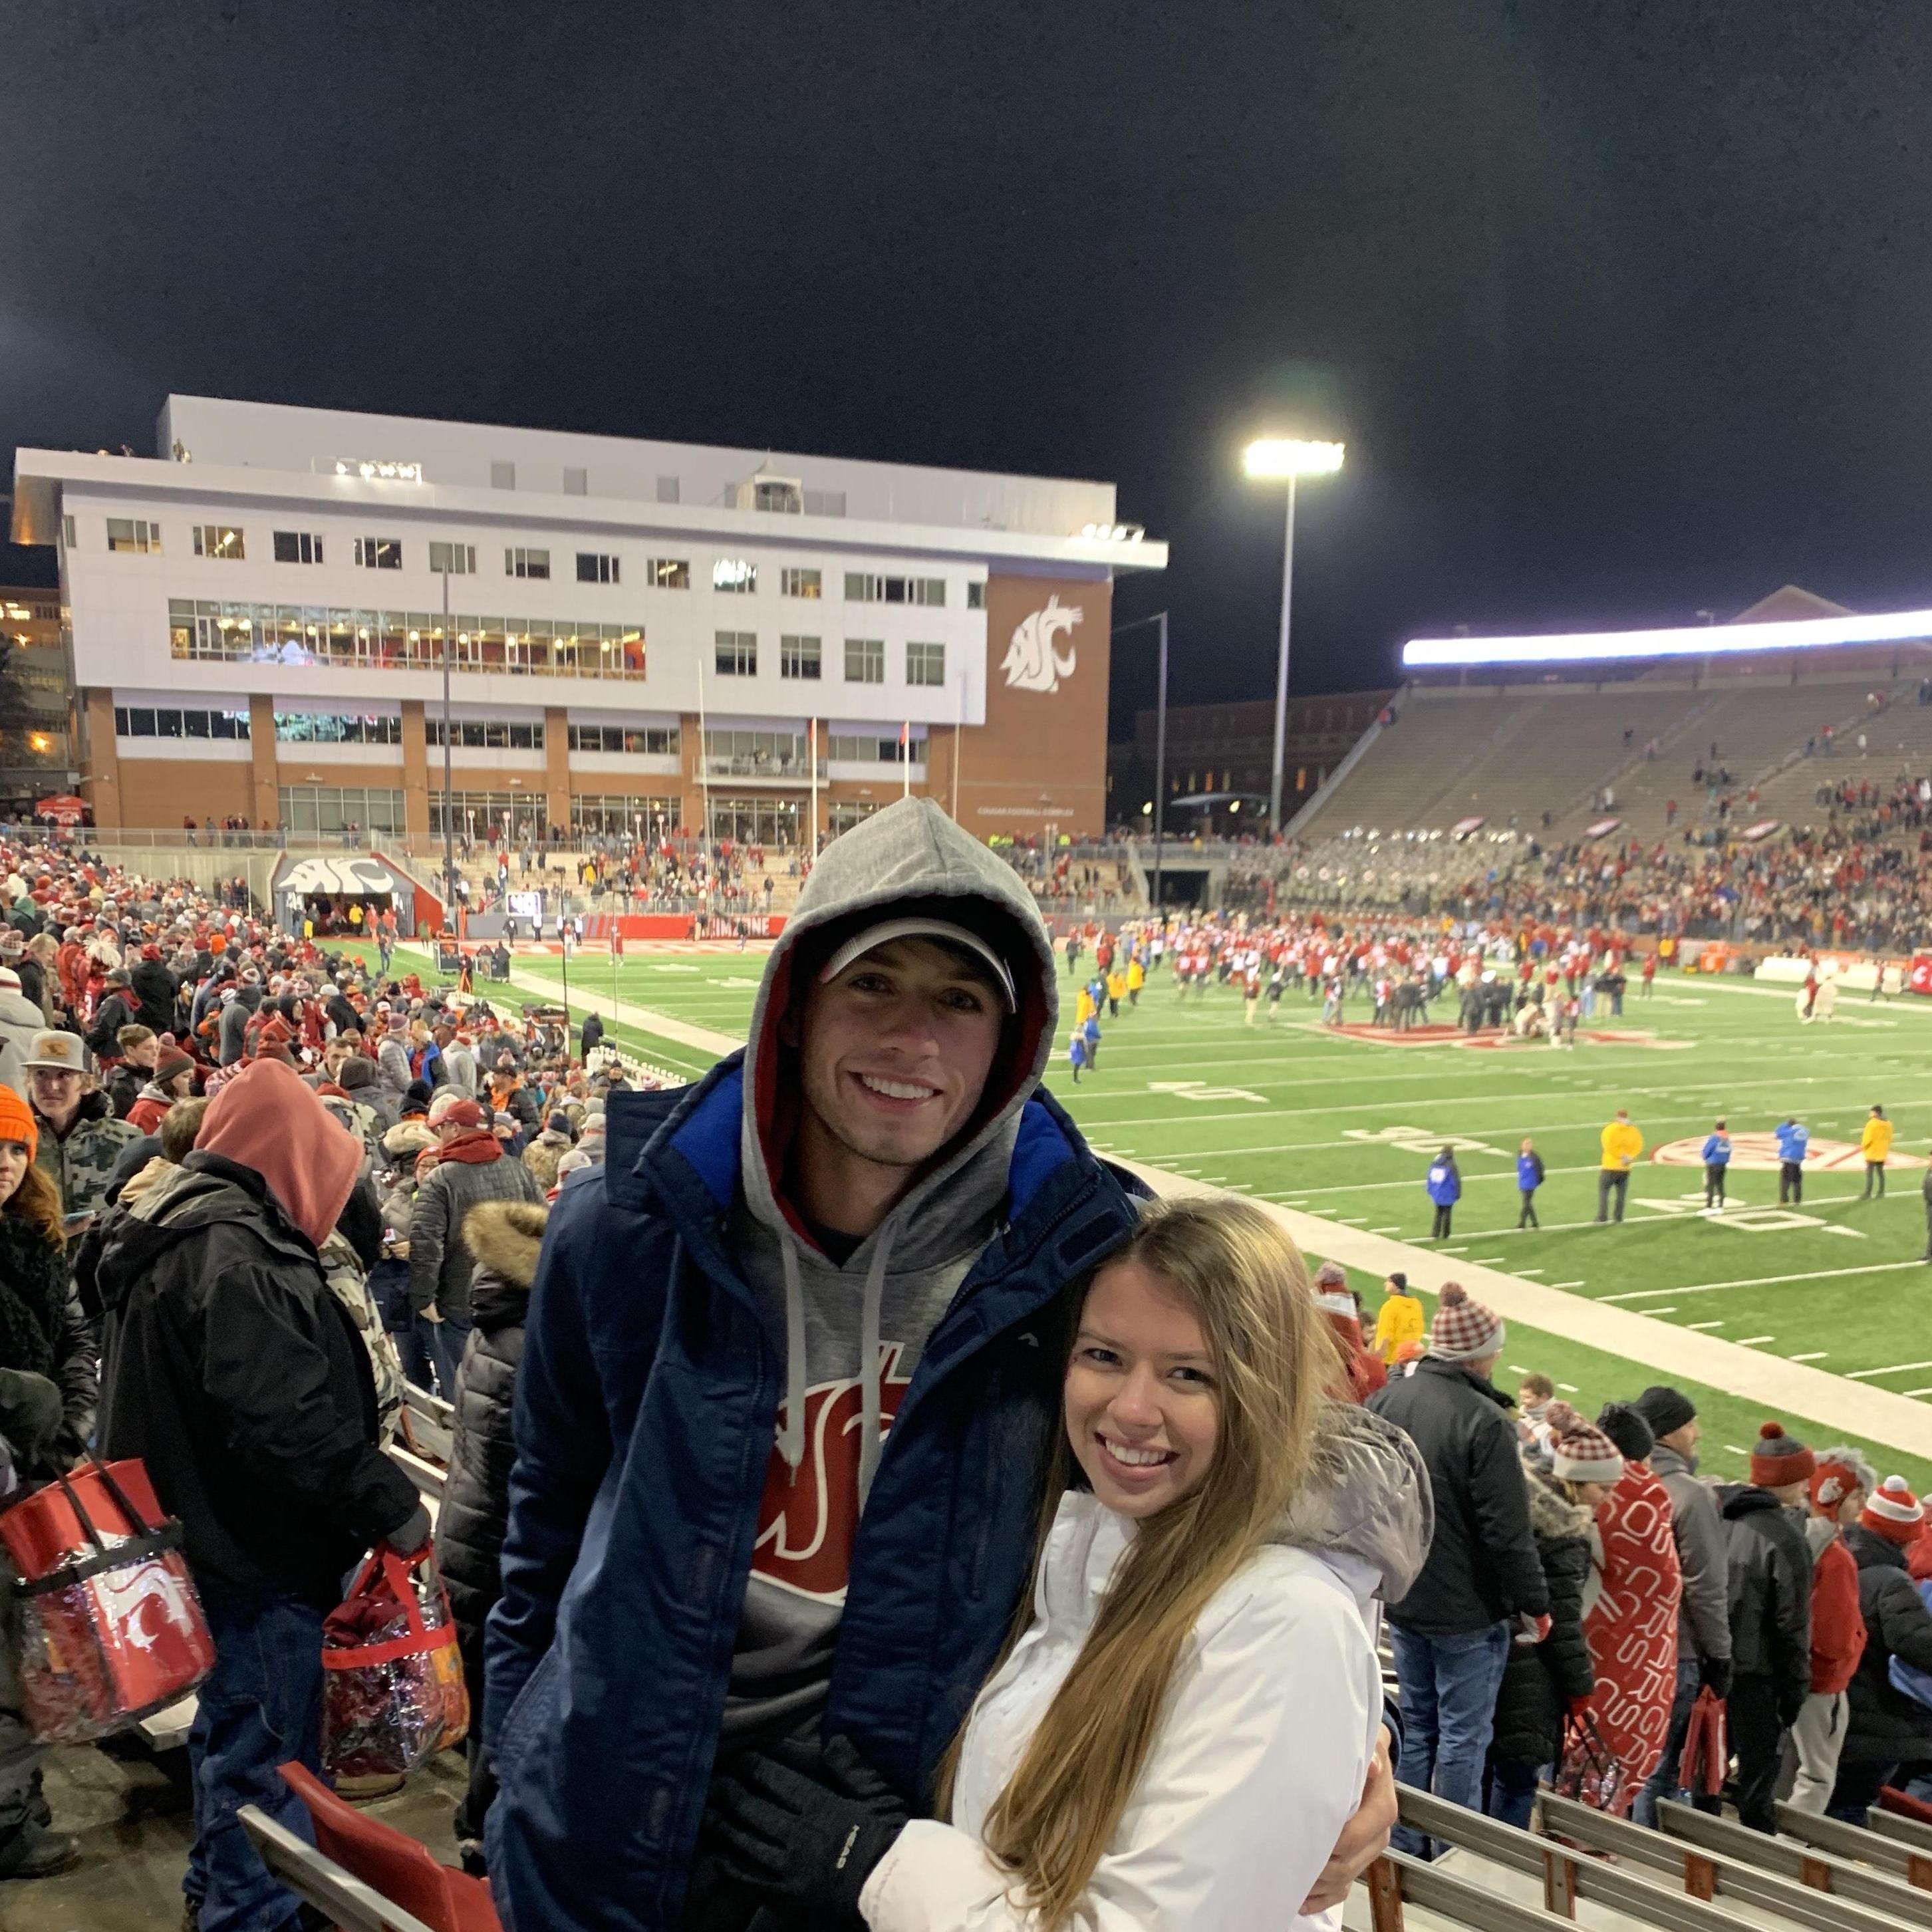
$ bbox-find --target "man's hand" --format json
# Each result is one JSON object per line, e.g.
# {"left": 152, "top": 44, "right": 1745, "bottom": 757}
{"left": 1299, "top": 1723, "right": 1395, "bottom": 1915}
{"left": 422, "top": 1304, "right": 444, "bottom": 1325}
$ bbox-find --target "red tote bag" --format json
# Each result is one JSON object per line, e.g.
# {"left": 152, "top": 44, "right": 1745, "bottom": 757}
{"left": 1677, "top": 1687, "right": 1728, "bottom": 1798}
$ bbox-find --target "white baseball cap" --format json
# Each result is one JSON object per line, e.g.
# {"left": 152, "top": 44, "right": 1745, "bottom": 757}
{"left": 817, "top": 918, "right": 1017, "bottom": 1012}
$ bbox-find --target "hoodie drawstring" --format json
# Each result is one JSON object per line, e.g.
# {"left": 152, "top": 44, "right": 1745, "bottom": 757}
{"left": 778, "top": 1234, "right": 809, "bottom": 1476}
{"left": 857, "top": 1219, "right": 897, "bottom": 1509}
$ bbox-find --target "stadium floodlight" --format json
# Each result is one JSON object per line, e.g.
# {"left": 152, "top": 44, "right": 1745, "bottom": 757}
{"left": 1404, "top": 606, "right": 1932, "bottom": 668}
{"left": 1244, "top": 439, "right": 1346, "bottom": 837}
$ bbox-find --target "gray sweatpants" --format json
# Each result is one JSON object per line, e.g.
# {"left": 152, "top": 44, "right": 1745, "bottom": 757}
{"left": 1787, "top": 1689, "right": 1849, "bottom": 1814}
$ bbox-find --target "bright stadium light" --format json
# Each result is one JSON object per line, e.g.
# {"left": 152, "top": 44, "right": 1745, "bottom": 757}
{"left": 1403, "top": 605, "right": 1932, "bottom": 668}
{"left": 1243, "top": 438, "right": 1345, "bottom": 479}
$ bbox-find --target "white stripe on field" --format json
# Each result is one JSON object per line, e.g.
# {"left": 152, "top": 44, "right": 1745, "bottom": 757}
{"left": 1604, "top": 1261, "right": 1929, "bottom": 1302}
{"left": 1846, "top": 1360, "right": 1932, "bottom": 1381}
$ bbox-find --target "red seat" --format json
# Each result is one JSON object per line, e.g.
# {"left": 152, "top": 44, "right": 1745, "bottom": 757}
{"left": 278, "top": 1760, "right": 500, "bottom": 1932}
{"left": 1879, "top": 1784, "right": 1932, "bottom": 1826}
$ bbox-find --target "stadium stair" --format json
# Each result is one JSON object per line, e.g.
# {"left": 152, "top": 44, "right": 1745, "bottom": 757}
{"left": 1775, "top": 1797, "right": 1932, "bottom": 1891}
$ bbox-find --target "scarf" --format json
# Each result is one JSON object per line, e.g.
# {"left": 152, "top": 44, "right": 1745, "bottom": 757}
{"left": 436, "top": 1127, "right": 502, "bottom": 1166}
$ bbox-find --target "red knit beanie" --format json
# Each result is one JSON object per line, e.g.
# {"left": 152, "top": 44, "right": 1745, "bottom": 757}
{"left": 1750, "top": 1420, "right": 1815, "bottom": 1488}
{"left": 1862, "top": 1475, "right": 1925, "bottom": 1546}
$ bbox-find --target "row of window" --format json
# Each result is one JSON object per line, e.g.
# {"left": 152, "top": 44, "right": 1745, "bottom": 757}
{"left": 426, "top": 719, "right": 543, "bottom": 750}
{"left": 714, "top": 632, "right": 946, "bottom": 686}
{"left": 114, "top": 706, "right": 251, "bottom": 740}
{"left": 567, "top": 724, "right": 680, "bottom": 756}
{"left": 101, "top": 520, "right": 984, "bottom": 607}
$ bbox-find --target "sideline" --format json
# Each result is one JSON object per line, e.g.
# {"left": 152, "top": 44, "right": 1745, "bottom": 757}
{"left": 1117, "top": 1158, "right": 1932, "bottom": 1463}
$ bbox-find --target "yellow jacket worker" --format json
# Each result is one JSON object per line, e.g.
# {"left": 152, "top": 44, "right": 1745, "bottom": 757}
{"left": 1862, "top": 1105, "right": 1894, "bottom": 1198}
{"left": 1597, "top": 1109, "right": 1643, "bottom": 1223}
{"left": 1373, "top": 1274, "right": 1425, "bottom": 1365}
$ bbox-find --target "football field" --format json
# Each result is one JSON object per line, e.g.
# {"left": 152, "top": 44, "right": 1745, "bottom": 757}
{"left": 499, "top": 946, "right": 1932, "bottom": 1489}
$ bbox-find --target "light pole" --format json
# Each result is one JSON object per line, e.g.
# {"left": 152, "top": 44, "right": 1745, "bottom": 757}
{"left": 1113, "top": 611, "right": 1169, "bottom": 911}
{"left": 1243, "top": 438, "right": 1344, "bottom": 838}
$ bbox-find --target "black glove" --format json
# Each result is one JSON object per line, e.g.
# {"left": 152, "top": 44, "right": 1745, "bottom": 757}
{"left": 707, "top": 1736, "right": 909, "bottom": 1925}
{"left": 1698, "top": 1655, "right": 1733, "bottom": 1701}
{"left": 0, "top": 1368, "right": 63, "bottom": 1456}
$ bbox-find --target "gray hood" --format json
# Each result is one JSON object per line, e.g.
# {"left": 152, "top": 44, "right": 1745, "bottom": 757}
{"left": 1272, "top": 1402, "right": 1435, "bottom": 1606}
{"left": 736, "top": 797, "right": 1057, "bottom": 1496}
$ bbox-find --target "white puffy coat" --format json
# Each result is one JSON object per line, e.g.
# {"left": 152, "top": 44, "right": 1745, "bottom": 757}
{"left": 861, "top": 1486, "right": 1391, "bottom": 1932}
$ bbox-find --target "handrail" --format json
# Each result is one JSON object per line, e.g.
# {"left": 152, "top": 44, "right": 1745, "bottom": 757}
{"left": 1774, "top": 1798, "right": 1932, "bottom": 1890}
{"left": 1534, "top": 1790, "right": 1899, "bottom": 1932}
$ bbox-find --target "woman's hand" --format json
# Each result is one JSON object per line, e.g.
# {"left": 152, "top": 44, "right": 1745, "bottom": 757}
{"left": 708, "top": 1735, "right": 908, "bottom": 1926}
{"left": 1298, "top": 1724, "right": 1396, "bottom": 1915}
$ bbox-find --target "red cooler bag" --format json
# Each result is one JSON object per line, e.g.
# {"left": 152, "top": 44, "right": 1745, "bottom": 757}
{"left": 321, "top": 1546, "right": 469, "bottom": 1778}
{"left": 0, "top": 1458, "right": 215, "bottom": 1742}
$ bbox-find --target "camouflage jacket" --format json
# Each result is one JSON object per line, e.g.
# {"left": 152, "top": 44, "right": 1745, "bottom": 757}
{"left": 34, "top": 1093, "right": 142, "bottom": 1225}
{"left": 319, "top": 1230, "right": 405, "bottom": 1446}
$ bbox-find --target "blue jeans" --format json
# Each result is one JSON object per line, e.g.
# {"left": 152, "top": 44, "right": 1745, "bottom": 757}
{"left": 1483, "top": 1754, "right": 1543, "bottom": 1830}
{"left": 426, "top": 1308, "right": 474, "bottom": 1399}
{"left": 1390, "top": 1621, "right": 1512, "bottom": 1856}
{"left": 187, "top": 1591, "right": 326, "bottom": 1932}
{"left": 1633, "top": 1650, "right": 1708, "bottom": 1826}
{"left": 395, "top": 1316, "right": 437, "bottom": 1393}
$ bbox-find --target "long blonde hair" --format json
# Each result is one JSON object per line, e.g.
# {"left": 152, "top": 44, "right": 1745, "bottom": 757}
{"left": 948, "top": 1195, "right": 1333, "bottom": 1929}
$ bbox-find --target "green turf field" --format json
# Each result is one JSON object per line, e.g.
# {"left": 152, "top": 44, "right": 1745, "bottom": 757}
{"left": 464, "top": 946, "right": 1932, "bottom": 1489}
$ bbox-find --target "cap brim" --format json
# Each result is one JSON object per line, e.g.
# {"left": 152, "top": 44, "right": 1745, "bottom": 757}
{"left": 817, "top": 918, "right": 1018, "bottom": 1012}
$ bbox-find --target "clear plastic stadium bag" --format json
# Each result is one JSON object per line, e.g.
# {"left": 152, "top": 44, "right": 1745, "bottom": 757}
{"left": 321, "top": 1544, "right": 469, "bottom": 1778}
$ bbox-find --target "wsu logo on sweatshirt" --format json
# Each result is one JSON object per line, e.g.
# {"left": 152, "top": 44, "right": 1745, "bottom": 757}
{"left": 751, "top": 1345, "right": 912, "bottom": 1601}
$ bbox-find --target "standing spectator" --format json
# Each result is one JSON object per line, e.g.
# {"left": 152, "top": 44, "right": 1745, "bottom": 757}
{"left": 1631, "top": 1385, "right": 1734, "bottom": 1825}
{"left": 1516, "top": 1373, "right": 1556, "bottom": 1451}
{"left": 1516, "top": 1138, "right": 1544, "bottom": 1229}
{"left": 23, "top": 1031, "right": 139, "bottom": 1232}
{"left": 89, "top": 1058, "right": 426, "bottom": 1932}
{"left": 1702, "top": 1119, "right": 1731, "bottom": 1210}
{"left": 1718, "top": 1422, "right": 1816, "bottom": 1832}
{"left": 1788, "top": 1450, "right": 1873, "bottom": 1814}
{"left": 579, "top": 1009, "right": 605, "bottom": 1067}
{"left": 1777, "top": 1115, "right": 1809, "bottom": 1205}
{"left": 1369, "top": 1282, "right": 1550, "bottom": 1854}
{"left": 1832, "top": 1476, "right": 1932, "bottom": 1818}
{"left": 1313, "top": 1260, "right": 1385, "bottom": 1405}
{"left": 1427, "top": 1146, "right": 1461, "bottom": 1239}
{"left": 1373, "top": 1272, "right": 1423, "bottom": 1366}
{"left": 1596, "top": 1109, "right": 1642, "bottom": 1223}
{"left": 0, "top": 968, "right": 45, "bottom": 1096}
{"left": 1862, "top": 1105, "right": 1893, "bottom": 1199}
{"left": 1066, "top": 1027, "right": 1087, "bottom": 1083}
{"left": 1581, "top": 1403, "right": 1683, "bottom": 1814}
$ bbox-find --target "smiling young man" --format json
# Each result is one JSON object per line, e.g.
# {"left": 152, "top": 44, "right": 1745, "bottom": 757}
{"left": 484, "top": 799, "right": 1397, "bottom": 1931}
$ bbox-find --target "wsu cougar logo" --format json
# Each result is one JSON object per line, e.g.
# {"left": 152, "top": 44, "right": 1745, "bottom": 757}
{"left": 1002, "top": 595, "right": 1083, "bottom": 694}
{"left": 752, "top": 1345, "right": 912, "bottom": 1601}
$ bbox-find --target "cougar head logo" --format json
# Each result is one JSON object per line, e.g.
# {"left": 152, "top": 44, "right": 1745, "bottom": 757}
{"left": 1002, "top": 595, "right": 1083, "bottom": 694}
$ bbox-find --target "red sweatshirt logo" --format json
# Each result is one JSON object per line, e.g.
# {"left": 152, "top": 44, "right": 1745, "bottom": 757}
{"left": 751, "top": 1345, "right": 912, "bottom": 1601}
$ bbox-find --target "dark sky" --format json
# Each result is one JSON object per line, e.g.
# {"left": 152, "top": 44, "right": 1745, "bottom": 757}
{"left": 8, "top": 1, "right": 1932, "bottom": 738}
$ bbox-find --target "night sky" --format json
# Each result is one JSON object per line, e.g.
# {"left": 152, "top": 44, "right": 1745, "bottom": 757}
{"left": 8, "top": 2, "right": 1932, "bottom": 737}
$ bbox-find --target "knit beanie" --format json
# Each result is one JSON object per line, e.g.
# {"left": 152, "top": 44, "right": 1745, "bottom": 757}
{"left": 1596, "top": 1401, "right": 1655, "bottom": 1465}
{"left": 0, "top": 1085, "right": 38, "bottom": 1162}
{"left": 1428, "top": 1282, "right": 1504, "bottom": 1362}
{"left": 1631, "top": 1385, "right": 1697, "bottom": 1441}
{"left": 1545, "top": 1401, "right": 1625, "bottom": 1485}
{"left": 1862, "top": 1475, "right": 1926, "bottom": 1546}
{"left": 1810, "top": 1458, "right": 1865, "bottom": 1517}
{"left": 1750, "top": 1420, "right": 1815, "bottom": 1489}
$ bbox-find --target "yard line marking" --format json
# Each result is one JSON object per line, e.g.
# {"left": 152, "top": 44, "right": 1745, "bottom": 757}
{"left": 1558, "top": 1382, "right": 1578, "bottom": 1393}
{"left": 1907, "top": 1388, "right": 1932, "bottom": 1398}
{"left": 1604, "top": 1261, "right": 1929, "bottom": 1302}
{"left": 1688, "top": 1319, "right": 1726, "bottom": 1330}
{"left": 1471, "top": 1255, "right": 1506, "bottom": 1264}
{"left": 1371, "top": 1225, "right": 1401, "bottom": 1234}
{"left": 1551, "top": 1280, "right": 1586, "bottom": 1289}
{"left": 1737, "top": 1335, "right": 1775, "bottom": 1347}
{"left": 1516, "top": 1268, "right": 1546, "bottom": 1277}
{"left": 1438, "top": 1246, "right": 1467, "bottom": 1255}
{"left": 1790, "top": 1352, "right": 1829, "bottom": 1362}
{"left": 1723, "top": 1445, "right": 1749, "bottom": 1457}
{"left": 1647, "top": 1306, "right": 1678, "bottom": 1314}
{"left": 1508, "top": 1364, "right": 1532, "bottom": 1375}
{"left": 1846, "top": 1360, "right": 1932, "bottom": 1381}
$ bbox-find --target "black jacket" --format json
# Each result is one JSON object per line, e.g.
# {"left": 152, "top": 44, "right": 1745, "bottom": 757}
{"left": 1717, "top": 1485, "right": 1812, "bottom": 1714}
{"left": 1490, "top": 1470, "right": 1595, "bottom": 1766}
{"left": 130, "top": 960, "right": 178, "bottom": 1037}
{"left": 434, "top": 1198, "right": 545, "bottom": 1655}
{"left": 85, "top": 989, "right": 139, "bottom": 1059}
{"left": 1368, "top": 1356, "right": 1550, "bottom": 1632}
{"left": 0, "top": 1214, "right": 97, "bottom": 1480}
{"left": 1842, "top": 1526, "right": 1932, "bottom": 1765}
{"left": 86, "top": 1151, "right": 420, "bottom": 1607}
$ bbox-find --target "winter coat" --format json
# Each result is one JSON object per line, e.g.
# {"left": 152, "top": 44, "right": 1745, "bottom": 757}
{"left": 1805, "top": 1518, "right": 1866, "bottom": 1695}
{"left": 1490, "top": 1470, "right": 1595, "bottom": 1767}
{"left": 130, "top": 959, "right": 177, "bottom": 1037}
{"left": 0, "top": 1213, "right": 97, "bottom": 1480}
{"left": 407, "top": 1142, "right": 543, "bottom": 1319}
{"left": 1426, "top": 1158, "right": 1460, "bottom": 1207}
{"left": 33, "top": 1091, "right": 141, "bottom": 1226}
{"left": 84, "top": 990, "right": 139, "bottom": 1060}
{"left": 1516, "top": 1151, "right": 1544, "bottom": 1192}
{"left": 1581, "top": 1462, "right": 1683, "bottom": 1806}
{"left": 1701, "top": 1133, "right": 1730, "bottom": 1167}
{"left": 484, "top": 799, "right": 1153, "bottom": 1932}
{"left": 1649, "top": 1443, "right": 1731, "bottom": 1665}
{"left": 435, "top": 1199, "right": 544, "bottom": 1658}
{"left": 1374, "top": 1291, "right": 1425, "bottom": 1365}
{"left": 0, "top": 987, "right": 46, "bottom": 1096}
{"left": 1717, "top": 1485, "right": 1812, "bottom": 1716}
{"left": 319, "top": 1228, "right": 404, "bottom": 1446}
{"left": 86, "top": 1152, "right": 420, "bottom": 1607}
{"left": 1842, "top": 1524, "right": 1932, "bottom": 1766}
{"left": 1776, "top": 1121, "right": 1809, "bottom": 1164}
{"left": 1369, "top": 1355, "right": 1550, "bottom": 1633}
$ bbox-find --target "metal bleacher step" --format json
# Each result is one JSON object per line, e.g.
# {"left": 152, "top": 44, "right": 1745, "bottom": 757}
{"left": 1774, "top": 1798, "right": 1932, "bottom": 1892}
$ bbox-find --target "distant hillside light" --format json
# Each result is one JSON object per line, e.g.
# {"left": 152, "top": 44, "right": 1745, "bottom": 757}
{"left": 1242, "top": 438, "right": 1345, "bottom": 479}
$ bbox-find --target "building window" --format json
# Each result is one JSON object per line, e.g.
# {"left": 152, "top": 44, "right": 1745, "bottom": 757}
{"left": 491, "top": 462, "right": 516, "bottom": 490}
{"left": 572, "top": 793, "right": 682, "bottom": 836}
{"left": 706, "top": 728, "right": 807, "bottom": 767}
{"left": 779, "top": 634, "right": 822, "bottom": 680}
{"left": 713, "top": 557, "right": 757, "bottom": 593}
{"left": 966, "top": 581, "right": 985, "bottom": 610}
{"left": 427, "top": 790, "right": 549, "bottom": 841}
{"left": 780, "top": 567, "right": 822, "bottom": 599}
{"left": 845, "top": 637, "right": 885, "bottom": 684}
{"left": 845, "top": 573, "right": 944, "bottom": 607}
{"left": 648, "top": 557, "right": 689, "bottom": 589}
{"left": 425, "top": 718, "right": 545, "bottom": 749}
{"left": 802, "top": 488, "right": 847, "bottom": 518}
{"left": 353, "top": 536, "right": 402, "bottom": 569}
{"left": 107, "top": 519, "right": 162, "bottom": 555}
{"left": 577, "top": 553, "right": 620, "bottom": 585}
{"left": 428, "top": 541, "right": 476, "bottom": 574}
{"left": 656, "top": 476, "right": 680, "bottom": 503}
{"left": 61, "top": 515, "right": 76, "bottom": 549}
{"left": 566, "top": 724, "right": 680, "bottom": 755}
{"left": 273, "top": 712, "right": 404, "bottom": 745}
{"left": 116, "top": 705, "right": 249, "bottom": 740}
{"left": 564, "top": 466, "right": 587, "bottom": 497}
{"left": 906, "top": 641, "right": 946, "bottom": 688}
{"left": 754, "top": 480, "right": 802, "bottom": 514}
{"left": 273, "top": 531, "right": 325, "bottom": 565}
{"left": 279, "top": 785, "right": 407, "bottom": 836}
{"left": 826, "top": 732, "right": 916, "bottom": 763}
{"left": 506, "top": 547, "right": 551, "bottom": 580}
{"left": 715, "top": 630, "right": 758, "bottom": 676}
{"left": 193, "top": 525, "right": 245, "bottom": 561}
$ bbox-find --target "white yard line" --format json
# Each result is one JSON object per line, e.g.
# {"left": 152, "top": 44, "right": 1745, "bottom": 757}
{"left": 1688, "top": 1319, "right": 1725, "bottom": 1330}
{"left": 1789, "top": 1351, "right": 1830, "bottom": 1362}
{"left": 1846, "top": 1360, "right": 1932, "bottom": 1381}
{"left": 1603, "top": 1261, "right": 1929, "bottom": 1302}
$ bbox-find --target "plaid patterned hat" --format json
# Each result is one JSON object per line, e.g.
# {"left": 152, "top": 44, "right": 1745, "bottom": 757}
{"left": 1429, "top": 1282, "right": 1504, "bottom": 1363}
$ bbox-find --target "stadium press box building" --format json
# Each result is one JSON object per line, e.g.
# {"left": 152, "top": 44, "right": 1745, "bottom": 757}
{"left": 10, "top": 397, "right": 1165, "bottom": 845}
